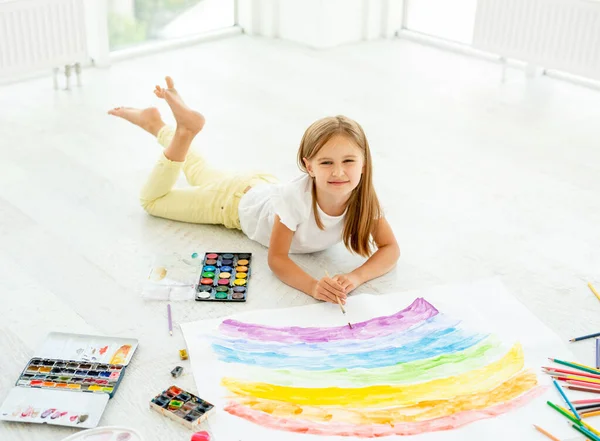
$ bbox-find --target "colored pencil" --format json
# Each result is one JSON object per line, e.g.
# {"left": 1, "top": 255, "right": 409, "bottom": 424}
{"left": 583, "top": 410, "right": 600, "bottom": 418}
{"left": 547, "top": 401, "right": 581, "bottom": 425}
{"left": 533, "top": 424, "right": 560, "bottom": 441}
{"left": 597, "top": 338, "right": 600, "bottom": 369}
{"left": 571, "top": 332, "right": 600, "bottom": 343}
{"left": 550, "top": 402, "right": 600, "bottom": 437}
{"left": 167, "top": 304, "right": 173, "bottom": 336}
{"left": 555, "top": 375, "right": 600, "bottom": 386}
{"left": 549, "top": 357, "right": 600, "bottom": 375}
{"left": 543, "top": 366, "right": 600, "bottom": 380}
{"left": 324, "top": 271, "right": 352, "bottom": 329}
{"left": 577, "top": 403, "right": 600, "bottom": 411}
{"left": 589, "top": 282, "right": 600, "bottom": 302}
{"left": 574, "top": 399, "right": 600, "bottom": 405}
{"left": 553, "top": 379, "right": 581, "bottom": 419}
{"left": 572, "top": 423, "right": 600, "bottom": 441}
{"left": 567, "top": 380, "right": 600, "bottom": 390}
{"left": 581, "top": 407, "right": 600, "bottom": 416}
{"left": 566, "top": 385, "right": 600, "bottom": 394}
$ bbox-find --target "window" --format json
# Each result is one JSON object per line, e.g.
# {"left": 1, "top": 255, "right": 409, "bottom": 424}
{"left": 108, "top": 0, "right": 235, "bottom": 51}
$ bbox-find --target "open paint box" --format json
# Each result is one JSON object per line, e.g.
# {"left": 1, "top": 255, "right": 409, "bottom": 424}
{"left": 195, "top": 252, "right": 252, "bottom": 302}
{"left": 0, "top": 332, "right": 138, "bottom": 429}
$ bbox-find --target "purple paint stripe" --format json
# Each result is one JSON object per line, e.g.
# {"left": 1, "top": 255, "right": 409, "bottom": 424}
{"left": 218, "top": 298, "right": 439, "bottom": 343}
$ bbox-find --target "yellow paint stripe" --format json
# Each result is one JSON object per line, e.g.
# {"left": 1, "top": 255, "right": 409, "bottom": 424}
{"left": 231, "top": 369, "right": 537, "bottom": 424}
{"left": 221, "top": 343, "right": 525, "bottom": 407}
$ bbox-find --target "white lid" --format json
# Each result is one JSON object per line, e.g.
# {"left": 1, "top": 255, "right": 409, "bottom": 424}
{"left": 0, "top": 387, "right": 109, "bottom": 429}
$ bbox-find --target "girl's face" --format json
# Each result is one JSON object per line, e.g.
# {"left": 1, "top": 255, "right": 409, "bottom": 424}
{"left": 303, "top": 134, "right": 365, "bottom": 201}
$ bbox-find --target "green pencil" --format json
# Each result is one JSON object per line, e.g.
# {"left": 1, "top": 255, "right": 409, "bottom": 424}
{"left": 571, "top": 423, "right": 600, "bottom": 441}
{"left": 549, "top": 358, "right": 600, "bottom": 376}
{"left": 547, "top": 401, "right": 581, "bottom": 425}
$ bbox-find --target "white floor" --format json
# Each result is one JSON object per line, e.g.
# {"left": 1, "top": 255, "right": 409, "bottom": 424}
{"left": 1, "top": 34, "right": 599, "bottom": 441}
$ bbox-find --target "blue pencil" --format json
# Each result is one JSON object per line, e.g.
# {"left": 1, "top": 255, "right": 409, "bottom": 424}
{"left": 553, "top": 378, "right": 581, "bottom": 420}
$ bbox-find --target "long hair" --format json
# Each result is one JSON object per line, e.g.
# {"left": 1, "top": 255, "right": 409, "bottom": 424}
{"left": 297, "top": 115, "right": 381, "bottom": 257}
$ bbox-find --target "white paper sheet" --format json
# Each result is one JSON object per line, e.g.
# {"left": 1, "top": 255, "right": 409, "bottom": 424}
{"left": 181, "top": 278, "right": 583, "bottom": 440}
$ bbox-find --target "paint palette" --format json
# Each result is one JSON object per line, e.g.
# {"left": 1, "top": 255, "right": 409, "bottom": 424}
{"left": 150, "top": 385, "right": 215, "bottom": 429}
{"left": 0, "top": 332, "right": 138, "bottom": 429}
{"left": 17, "top": 358, "right": 125, "bottom": 397}
{"left": 195, "top": 252, "right": 252, "bottom": 302}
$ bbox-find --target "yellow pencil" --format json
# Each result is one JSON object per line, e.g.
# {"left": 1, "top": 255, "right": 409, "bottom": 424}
{"left": 325, "top": 270, "right": 352, "bottom": 329}
{"left": 583, "top": 410, "right": 600, "bottom": 418}
{"left": 533, "top": 424, "right": 560, "bottom": 441}
{"left": 589, "top": 283, "right": 600, "bottom": 302}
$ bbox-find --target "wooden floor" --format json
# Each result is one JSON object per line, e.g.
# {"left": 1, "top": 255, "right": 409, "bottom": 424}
{"left": 1, "top": 34, "right": 599, "bottom": 441}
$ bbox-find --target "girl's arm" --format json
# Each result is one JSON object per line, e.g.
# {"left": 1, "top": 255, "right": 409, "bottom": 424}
{"left": 334, "top": 217, "right": 400, "bottom": 293}
{"left": 268, "top": 215, "right": 346, "bottom": 304}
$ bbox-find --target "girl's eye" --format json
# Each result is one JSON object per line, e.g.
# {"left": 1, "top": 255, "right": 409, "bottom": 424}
{"left": 344, "top": 160, "right": 355, "bottom": 163}
{"left": 320, "top": 162, "right": 332, "bottom": 165}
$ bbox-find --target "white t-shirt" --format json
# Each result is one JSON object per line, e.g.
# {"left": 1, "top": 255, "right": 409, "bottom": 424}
{"left": 238, "top": 174, "right": 345, "bottom": 254}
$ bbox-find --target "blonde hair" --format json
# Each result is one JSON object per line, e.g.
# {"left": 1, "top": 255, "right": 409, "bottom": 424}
{"left": 297, "top": 115, "right": 382, "bottom": 257}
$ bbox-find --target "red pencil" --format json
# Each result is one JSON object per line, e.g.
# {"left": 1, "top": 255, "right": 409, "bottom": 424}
{"left": 567, "top": 379, "right": 600, "bottom": 389}
{"left": 543, "top": 366, "right": 600, "bottom": 380}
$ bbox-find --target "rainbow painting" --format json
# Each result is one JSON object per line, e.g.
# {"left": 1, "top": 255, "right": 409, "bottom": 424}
{"left": 208, "top": 297, "right": 546, "bottom": 438}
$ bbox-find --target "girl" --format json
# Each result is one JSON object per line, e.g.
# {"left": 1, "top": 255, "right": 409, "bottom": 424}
{"left": 109, "top": 77, "right": 400, "bottom": 304}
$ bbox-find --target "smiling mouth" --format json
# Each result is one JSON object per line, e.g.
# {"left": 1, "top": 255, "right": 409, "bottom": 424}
{"left": 328, "top": 181, "right": 349, "bottom": 185}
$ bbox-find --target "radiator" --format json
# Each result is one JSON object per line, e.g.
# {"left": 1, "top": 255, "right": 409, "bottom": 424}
{"left": 0, "top": 0, "right": 87, "bottom": 81}
{"left": 473, "top": 0, "right": 600, "bottom": 80}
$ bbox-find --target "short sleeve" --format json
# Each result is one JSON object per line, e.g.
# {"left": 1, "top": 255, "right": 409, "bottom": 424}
{"left": 273, "top": 175, "right": 311, "bottom": 231}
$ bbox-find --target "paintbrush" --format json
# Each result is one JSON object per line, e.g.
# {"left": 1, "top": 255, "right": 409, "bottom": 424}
{"left": 325, "top": 271, "right": 353, "bottom": 329}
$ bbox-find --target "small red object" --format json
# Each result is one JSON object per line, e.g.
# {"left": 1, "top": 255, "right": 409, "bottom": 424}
{"left": 191, "top": 431, "right": 210, "bottom": 441}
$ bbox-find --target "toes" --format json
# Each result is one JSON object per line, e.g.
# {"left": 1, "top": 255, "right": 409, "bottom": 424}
{"left": 165, "top": 76, "right": 175, "bottom": 89}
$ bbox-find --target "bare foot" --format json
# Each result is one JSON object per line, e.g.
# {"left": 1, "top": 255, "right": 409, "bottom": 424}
{"left": 154, "top": 76, "right": 205, "bottom": 135}
{"left": 107, "top": 106, "right": 165, "bottom": 137}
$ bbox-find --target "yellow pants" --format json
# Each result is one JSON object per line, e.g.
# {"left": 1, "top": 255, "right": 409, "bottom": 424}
{"left": 139, "top": 126, "right": 277, "bottom": 229}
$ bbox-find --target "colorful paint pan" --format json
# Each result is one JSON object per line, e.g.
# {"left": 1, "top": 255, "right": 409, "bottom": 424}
{"left": 195, "top": 252, "right": 252, "bottom": 302}
{"left": 150, "top": 386, "right": 215, "bottom": 429}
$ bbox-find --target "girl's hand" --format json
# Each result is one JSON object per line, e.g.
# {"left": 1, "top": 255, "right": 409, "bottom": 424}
{"left": 333, "top": 273, "right": 362, "bottom": 294}
{"left": 311, "top": 277, "right": 347, "bottom": 304}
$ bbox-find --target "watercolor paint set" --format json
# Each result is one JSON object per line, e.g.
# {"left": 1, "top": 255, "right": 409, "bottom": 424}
{"left": 195, "top": 252, "right": 252, "bottom": 302}
{"left": 150, "top": 385, "right": 215, "bottom": 429}
{"left": 0, "top": 332, "right": 138, "bottom": 429}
